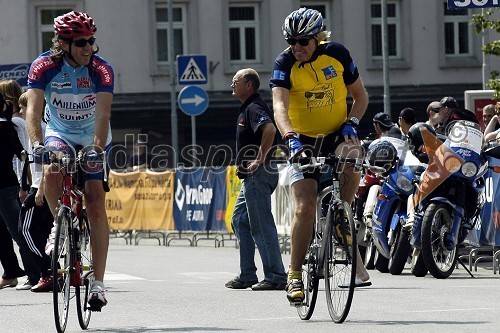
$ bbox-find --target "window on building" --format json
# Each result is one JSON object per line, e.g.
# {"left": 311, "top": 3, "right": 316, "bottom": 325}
{"left": 155, "top": 3, "right": 187, "bottom": 65}
{"left": 229, "top": 4, "right": 260, "bottom": 63}
{"left": 371, "top": 1, "right": 400, "bottom": 59}
{"left": 38, "top": 8, "right": 73, "bottom": 53}
{"left": 443, "top": 2, "right": 472, "bottom": 56}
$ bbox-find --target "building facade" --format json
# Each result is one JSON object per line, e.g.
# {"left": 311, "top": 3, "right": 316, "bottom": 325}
{"left": 0, "top": 0, "right": 498, "bottom": 167}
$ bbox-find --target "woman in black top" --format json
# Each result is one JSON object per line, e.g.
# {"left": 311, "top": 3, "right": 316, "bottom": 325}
{"left": 0, "top": 93, "right": 40, "bottom": 289}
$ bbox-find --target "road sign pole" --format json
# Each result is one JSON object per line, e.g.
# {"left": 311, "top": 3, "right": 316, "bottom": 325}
{"left": 168, "top": 0, "right": 178, "bottom": 167}
{"left": 191, "top": 116, "right": 196, "bottom": 167}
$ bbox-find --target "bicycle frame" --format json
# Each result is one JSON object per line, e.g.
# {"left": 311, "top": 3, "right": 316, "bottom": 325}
{"left": 315, "top": 179, "right": 342, "bottom": 274}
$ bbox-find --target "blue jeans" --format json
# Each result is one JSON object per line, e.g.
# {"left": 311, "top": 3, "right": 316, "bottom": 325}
{"left": 0, "top": 186, "right": 41, "bottom": 283}
{"left": 231, "top": 164, "right": 286, "bottom": 284}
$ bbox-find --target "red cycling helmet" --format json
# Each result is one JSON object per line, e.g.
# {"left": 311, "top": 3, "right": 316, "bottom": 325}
{"left": 54, "top": 11, "right": 97, "bottom": 39}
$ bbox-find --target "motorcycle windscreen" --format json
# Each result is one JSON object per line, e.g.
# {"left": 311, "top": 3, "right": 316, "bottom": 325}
{"left": 445, "top": 120, "right": 483, "bottom": 160}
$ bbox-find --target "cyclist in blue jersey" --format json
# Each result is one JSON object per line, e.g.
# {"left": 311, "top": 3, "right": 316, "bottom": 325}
{"left": 25, "top": 11, "right": 113, "bottom": 310}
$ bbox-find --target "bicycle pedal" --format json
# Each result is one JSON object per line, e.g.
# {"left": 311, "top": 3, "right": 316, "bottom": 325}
{"left": 288, "top": 300, "right": 303, "bottom": 308}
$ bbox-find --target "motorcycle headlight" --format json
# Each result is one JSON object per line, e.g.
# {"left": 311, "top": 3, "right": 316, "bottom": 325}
{"left": 396, "top": 175, "right": 413, "bottom": 193}
{"left": 461, "top": 161, "right": 477, "bottom": 177}
{"left": 444, "top": 156, "right": 461, "bottom": 173}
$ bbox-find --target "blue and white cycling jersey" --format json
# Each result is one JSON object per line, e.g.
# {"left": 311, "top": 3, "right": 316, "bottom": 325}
{"left": 28, "top": 52, "right": 114, "bottom": 147}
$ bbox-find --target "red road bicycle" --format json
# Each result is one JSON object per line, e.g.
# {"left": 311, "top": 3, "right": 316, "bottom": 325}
{"left": 41, "top": 147, "right": 109, "bottom": 333}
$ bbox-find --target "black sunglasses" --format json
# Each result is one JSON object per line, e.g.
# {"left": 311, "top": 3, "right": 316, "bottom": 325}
{"left": 73, "top": 37, "right": 96, "bottom": 47}
{"left": 285, "top": 37, "right": 312, "bottom": 46}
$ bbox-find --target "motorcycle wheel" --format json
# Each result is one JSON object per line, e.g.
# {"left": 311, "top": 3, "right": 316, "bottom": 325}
{"left": 364, "top": 238, "right": 376, "bottom": 270}
{"left": 374, "top": 249, "right": 389, "bottom": 273}
{"left": 410, "top": 249, "right": 427, "bottom": 277}
{"left": 388, "top": 227, "right": 411, "bottom": 275}
{"left": 421, "top": 203, "right": 459, "bottom": 279}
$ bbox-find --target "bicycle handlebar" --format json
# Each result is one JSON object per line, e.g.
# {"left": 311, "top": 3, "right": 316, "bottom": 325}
{"left": 295, "top": 155, "right": 388, "bottom": 174}
{"left": 28, "top": 147, "right": 110, "bottom": 193}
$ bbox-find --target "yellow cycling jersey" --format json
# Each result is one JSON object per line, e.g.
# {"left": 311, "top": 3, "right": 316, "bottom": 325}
{"left": 270, "top": 41, "right": 359, "bottom": 138}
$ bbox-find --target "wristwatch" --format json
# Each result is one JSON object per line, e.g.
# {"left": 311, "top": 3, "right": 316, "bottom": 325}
{"left": 347, "top": 116, "right": 360, "bottom": 127}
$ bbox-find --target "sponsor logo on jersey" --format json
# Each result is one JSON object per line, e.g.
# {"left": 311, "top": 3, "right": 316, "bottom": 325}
{"left": 51, "top": 82, "right": 72, "bottom": 89}
{"left": 56, "top": 108, "right": 95, "bottom": 121}
{"left": 77, "top": 77, "right": 92, "bottom": 89}
{"left": 97, "top": 64, "right": 112, "bottom": 84}
{"left": 322, "top": 66, "right": 337, "bottom": 80}
{"left": 29, "top": 59, "right": 54, "bottom": 80}
{"left": 50, "top": 93, "right": 96, "bottom": 120}
{"left": 272, "top": 70, "right": 286, "bottom": 81}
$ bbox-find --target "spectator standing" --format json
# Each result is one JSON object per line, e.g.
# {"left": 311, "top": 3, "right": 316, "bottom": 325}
{"left": 225, "top": 68, "right": 287, "bottom": 291}
{"left": 0, "top": 79, "right": 29, "bottom": 203}
{"left": 17, "top": 92, "right": 54, "bottom": 292}
{"left": 0, "top": 92, "right": 40, "bottom": 290}
{"left": 425, "top": 101, "right": 441, "bottom": 129}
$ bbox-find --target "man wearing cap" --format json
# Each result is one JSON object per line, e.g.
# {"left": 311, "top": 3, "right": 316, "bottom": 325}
{"left": 373, "top": 112, "right": 401, "bottom": 138}
{"left": 435, "top": 96, "right": 478, "bottom": 135}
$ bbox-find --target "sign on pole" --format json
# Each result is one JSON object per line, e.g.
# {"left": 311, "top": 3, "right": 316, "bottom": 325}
{"left": 177, "top": 85, "right": 209, "bottom": 116}
{"left": 177, "top": 55, "right": 208, "bottom": 85}
{"left": 448, "top": 0, "right": 499, "bottom": 9}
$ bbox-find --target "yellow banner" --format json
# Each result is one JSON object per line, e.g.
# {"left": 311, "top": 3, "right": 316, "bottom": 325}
{"left": 106, "top": 170, "right": 175, "bottom": 230}
{"left": 224, "top": 166, "right": 242, "bottom": 232}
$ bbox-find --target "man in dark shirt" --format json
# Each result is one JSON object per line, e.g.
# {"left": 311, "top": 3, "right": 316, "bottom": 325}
{"left": 435, "top": 96, "right": 478, "bottom": 135}
{"left": 224, "top": 68, "right": 287, "bottom": 291}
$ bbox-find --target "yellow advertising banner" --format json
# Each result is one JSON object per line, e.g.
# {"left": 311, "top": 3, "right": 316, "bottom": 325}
{"left": 224, "top": 165, "right": 242, "bottom": 232}
{"left": 107, "top": 170, "right": 175, "bottom": 230}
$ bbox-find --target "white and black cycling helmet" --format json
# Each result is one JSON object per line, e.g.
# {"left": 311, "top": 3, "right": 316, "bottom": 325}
{"left": 282, "top": 8, "right": 325, "bottom": 38}
{"left": 365, "top": 139, "right": 398, "bottom": 175}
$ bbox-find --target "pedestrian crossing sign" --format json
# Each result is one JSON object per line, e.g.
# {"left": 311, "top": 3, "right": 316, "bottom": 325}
{"left": 177, "top": 55, "right": 208, "bottom": 85}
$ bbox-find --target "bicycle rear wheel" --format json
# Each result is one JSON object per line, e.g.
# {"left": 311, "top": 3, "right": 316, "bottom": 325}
{"left": 52, "top": 207, "right": 72, "bottom": 333}
{"left": 324, "top": 201, "right": 357, "bottom": 323}
{"left": 76, "top": 210, "right": 93, "bottom": 329}
{"left": 297, "top": 242, "right": 319, "bottom": 320}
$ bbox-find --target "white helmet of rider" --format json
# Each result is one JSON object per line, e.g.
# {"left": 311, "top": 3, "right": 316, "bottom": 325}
{"left": 282, "top": 8, "right": 325, "bottom": 38}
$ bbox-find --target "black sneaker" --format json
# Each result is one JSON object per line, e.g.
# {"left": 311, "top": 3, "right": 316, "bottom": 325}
{"left": 251, "top": 280, "right": 286, "bottom": 291}
{"left": 225, "top": 277, "right": 258, "bottom": 289}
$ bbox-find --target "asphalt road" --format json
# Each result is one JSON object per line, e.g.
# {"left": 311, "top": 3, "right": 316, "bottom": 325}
{"left": 1, "top": 237, "right": 499, "bottom": 333}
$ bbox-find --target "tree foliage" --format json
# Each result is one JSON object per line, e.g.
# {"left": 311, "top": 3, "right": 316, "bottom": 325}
{"left": 472, "top": 8, "right": 500, "bottom": 100}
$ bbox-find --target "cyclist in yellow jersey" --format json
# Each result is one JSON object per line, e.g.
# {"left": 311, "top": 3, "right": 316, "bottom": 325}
{"left": 270, "top": 7, "right": 371, "bottom": 305}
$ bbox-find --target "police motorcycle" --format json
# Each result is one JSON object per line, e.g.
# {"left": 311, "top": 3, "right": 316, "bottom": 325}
{"left": 407, "top": 121, "right": 500, "bottom": 279}
{"left": 365, "top": 134, "right": 425, "bottom": 274}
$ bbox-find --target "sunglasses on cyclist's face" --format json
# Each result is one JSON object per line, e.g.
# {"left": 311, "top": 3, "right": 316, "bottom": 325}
{"left": 72, "top": 37, "right": 96, "bottom": 47}
{"left": 285, "top": 37, "right": 313, "bottom": 46}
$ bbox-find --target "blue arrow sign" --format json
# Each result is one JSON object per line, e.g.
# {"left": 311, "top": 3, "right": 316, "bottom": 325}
{"left": 177, "top": 85, "right": 209, "bottom": 116}
{"left": 448, "top": 0, "right": 499, "bottom": 9}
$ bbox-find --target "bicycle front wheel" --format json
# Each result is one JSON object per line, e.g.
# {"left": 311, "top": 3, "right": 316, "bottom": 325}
{"left": 76, "top": 210, "right": 93, "bottom": 329}
{"left": 52, "top": 207, "right": 72, "bottom": 333}
{"left": 324, "top": 201, "right": 357, "bottom": 323}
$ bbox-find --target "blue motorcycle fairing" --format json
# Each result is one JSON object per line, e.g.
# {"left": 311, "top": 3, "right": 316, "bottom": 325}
{"left": 390, "top": 211, "right": 406, "bottom": 231}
